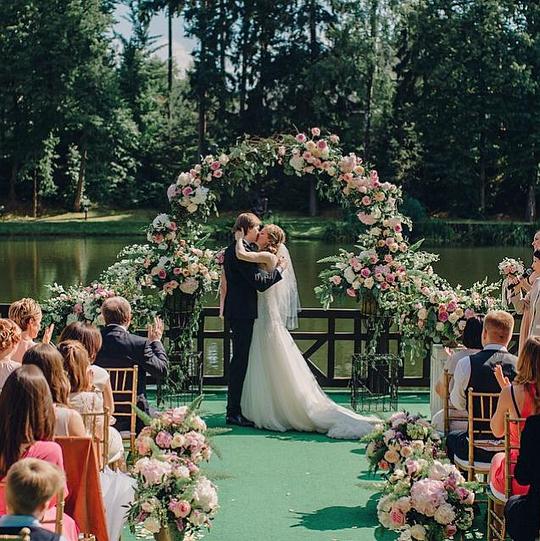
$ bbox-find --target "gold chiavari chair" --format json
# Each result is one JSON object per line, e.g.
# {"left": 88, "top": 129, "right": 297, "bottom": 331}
{"left": 454, "top": 388, "right": 503, "bottom": 483}
{"left": 487, "top": 413, "right": 526, "bottom": 541}
{"left": 106, "top": 366, "right": 139, "bottom": 455}
{"left": 80, "top": 407, "right": 110, "bottom": 471}
{"left": 0, "top": 528, "right": 31, "bottom": 541}
{"left": 442, "top": 370, "right": 469, "bottom": 436}
{"left": 40, "top": 489, "right": 64, "bottom": 535}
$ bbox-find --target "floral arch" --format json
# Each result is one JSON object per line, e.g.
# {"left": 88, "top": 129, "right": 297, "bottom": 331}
{"left": 43, "top": 129, "right": 500, "bottom": 360}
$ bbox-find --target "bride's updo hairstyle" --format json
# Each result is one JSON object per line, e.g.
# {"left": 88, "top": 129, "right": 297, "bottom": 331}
{"left": 0, "top": 319, "right": 21, "bottom": 356}
{"left": 265, "top": 224, "right": 286, "bottom": 255}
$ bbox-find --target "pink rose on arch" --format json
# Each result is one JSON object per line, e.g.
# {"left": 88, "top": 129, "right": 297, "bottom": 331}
{"left": 380, "top": 282, "right": 390, "bottom": 290}
{"left": 213, "top": 169, "right": 223, "bottom": 178}
{"left": 361, "top": 196, "right": 372, "bottom": 206}
{"left": 445, "top": 525, "right": 457, "bottom": 537}
{"left": 169, "top": 221, "right": 177, "bottom": 231}
{"left": 182, "top": 186, "right": 193, "bottom": 197}
{"left": 464, "top": 308, "right": 475, "bottom": 319}
{"left": 369, "top": 255, "right": 379, "bottom": 264}
{"left": 317, "top": 140, "right": 328, "bottom": 151}
{"left": 370, "top": 170, "right": 379, "bottom": 181}
{"left": 329, "top": 134, "right": 340, "bottom": 144}
{"left": 357, "top": 212, "right": 377, "bottom": 225}
{"left": 158, "top": 269, "right": 167, "bottom": 280}
{"left": 210, "top": 161, "right": 221, "bottom": 171}
{"left": 374, "top": 272, "right": 384, "bottom": 282}
{"left": 378, "top": 460, "right": 390, "bottom": 470}
{"left": 313, "top": 158, "right": 322, "bottom": 168}
{"left": 447, "top": 300, "right": 458, "bottom": 312}
{"left": 360, "top": 268, "right": 371, "bottom": 278}
{"left": 302, "top": 151, "right": 312, "bottom": 160}
{"left": 346, "top": 288, "right": 356, "bottom": 298}
{"left": 295, "top": 133, "right": 307, "bottom": 143}
{"left": 349, "top": 257, "right": 362, "bottom": 271}
{"left": 73, "top": 303, "right": 83, "bottom": 314}
{"left": 173, "top": 267, "right": 182, "bottom": 275}
{"left": 153, "top": 233, "right": 164, "bottom": 244}
{"left": 394, "top": 224, "right": 402, "bottom": 233}
{"left": 330, "top": 276, "right": 342, "bottom": 285}
{"left": 386, "top": 273, "right": 396, "bottom": 283}
{"left": 167, "top": 184, "right": 178, "bottom": 200}
{"left": 311, "top": 127, "right": 321, "bottom": 137}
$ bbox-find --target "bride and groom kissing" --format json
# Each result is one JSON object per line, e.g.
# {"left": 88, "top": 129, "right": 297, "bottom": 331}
{"left": 220, "top": 212, "right": 377, "bottom": 439}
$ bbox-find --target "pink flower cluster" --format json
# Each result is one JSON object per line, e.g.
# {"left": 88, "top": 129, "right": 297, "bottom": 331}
{"left": 288, "top": 128, "right": 340, "bottom": 176}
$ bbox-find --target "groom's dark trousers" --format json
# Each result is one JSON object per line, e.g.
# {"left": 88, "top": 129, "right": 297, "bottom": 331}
{"left": 223, "top": 241, "right": 282, "bottom": 417}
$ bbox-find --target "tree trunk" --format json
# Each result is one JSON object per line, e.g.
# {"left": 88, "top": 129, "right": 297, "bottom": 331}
{"left": 168, "top": 3, "right": 173, "bottom": 122}
{"left": 364, "top": 0, "right": 379, "bottom": 158}
{"left": 308, "top": 0, "right": 318, "bottom": 217}
{"left": 32, "top": 169, "right": 38, "bottom": 218}
{"left": 8, "top": 161, "right": 18, "bottom": 207}
{"left": 479, "top": 127, "right": 486, "bottom": 215}
{"left": 73, "top": 141, "right": 87, "bottom": 212}
{"left": 239, "top": 2, "right": 250, "bottom": 121}
{"left": 218, "top": 0, "right": 227, "bottom": 121}
{"left": 526, "top": 180, "right": 536, "bottom": 222}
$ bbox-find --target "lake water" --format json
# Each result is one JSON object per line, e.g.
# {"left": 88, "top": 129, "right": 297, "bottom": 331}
{"left": 0, "top": 236, "right": 532, "bottom": 380}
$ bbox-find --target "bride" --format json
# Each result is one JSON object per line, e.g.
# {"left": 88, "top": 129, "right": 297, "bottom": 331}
{"left": 233, "top": 224, "right": 377, "bottom": 439}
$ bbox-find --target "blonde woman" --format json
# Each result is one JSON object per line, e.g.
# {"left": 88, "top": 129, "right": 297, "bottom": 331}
{"left": 0, "top": 319, "right": 22, "bottom": 392}
{"left": 8, "top": 298, "right": 54, "bottom": 363}
{"left": 228, "top": 224, "right": 377, "bottom": 438}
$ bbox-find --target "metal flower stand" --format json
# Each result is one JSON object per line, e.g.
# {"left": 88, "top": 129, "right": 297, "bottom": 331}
{"left": 350, "top": 353, "right": 400, "bottom": 412}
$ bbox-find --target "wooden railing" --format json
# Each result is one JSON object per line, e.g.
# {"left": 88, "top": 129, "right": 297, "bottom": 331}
{"left": 0, "top": 302, "right": 522, "bottom": 389}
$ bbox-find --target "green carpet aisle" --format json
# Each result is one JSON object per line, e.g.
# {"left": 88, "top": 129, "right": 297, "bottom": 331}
{"left": 159, "top": 392, "right": 431, "bottom": 541}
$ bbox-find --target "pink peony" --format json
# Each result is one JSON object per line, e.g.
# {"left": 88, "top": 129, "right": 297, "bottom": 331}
{"left": 167, "top": 184, "right": 178, "bottom": 200}
{"left": 158, "top": 269, "right": 167, "bottom": 280}
{"left": 210, "top": 161, "right": 221, "bottom": 171}
{"left": 438, "top": 311, "right": 449, "bottom": 322}
{"left": 445, "top": 524, "right": 457, "bottom": 537}
{"left": 73, "top": 303, "right": 83, "bottom": 314}
{"left": 330, "top": 276, "right": 342, "bottom": 285}
{"left": 360, "top": 268, "right": 371, "bottom": 278}
{"left": 361, "top": 196, "right": 372, "bottom": 206}
{"left": 464, "top": 308, "right": 475, "bottom": 319}
{"left": 329, "top": 134, "right": 340, "bottom": 144}
{"left": 346, "top": 288, "right": 356, "bottom": 298}
{"left": 447, "top": 300, "right": 458, "bottom": 312}
{"left": 173, "top": 267, "right": 182, "bottom": 275}
{"left": 410, "top": 478, "right": 447, "bottom": 517}
{"left": 311, "top": 127, "right": 321, "bottom": 137}
{"left": 213, "top": 169, "right": 223, "bottom": 178}
{"left": 295, "top": 133, "right": 307, "bottom": 143}
{"left": 155, "top": 431, "right": 173, "bottom": 448}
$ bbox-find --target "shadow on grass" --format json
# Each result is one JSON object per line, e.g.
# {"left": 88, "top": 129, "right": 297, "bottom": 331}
{"left": 290, "top": 492, "right": 383, "bottom": 532}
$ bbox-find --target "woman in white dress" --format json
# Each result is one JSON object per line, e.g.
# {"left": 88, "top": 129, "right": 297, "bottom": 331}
{"left": 231, "top": 225, "right": 378, "bottom": 439}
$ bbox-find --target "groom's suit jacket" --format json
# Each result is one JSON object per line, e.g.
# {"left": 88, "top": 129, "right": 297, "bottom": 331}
{"left": 223, "top": 240, "right": 282, "bottom": 320}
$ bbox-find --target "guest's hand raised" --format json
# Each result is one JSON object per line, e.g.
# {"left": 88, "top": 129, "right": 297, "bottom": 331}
{"left": 234, "top": 230, "right": 245, "bottom": 241}
{"left": 42, "top": 324, "right": 54, "bottom": 344}
{"left": 148, "top": 316, "right": 164, "bottom": 342}
{"left": 494, "top": 364, "right": 510, "bottom": 389}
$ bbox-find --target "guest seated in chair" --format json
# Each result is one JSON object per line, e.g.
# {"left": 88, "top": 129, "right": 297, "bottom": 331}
{"left": 446, "top": 310, "right": 518, "bottom": 464}
{"left": 95, "top": 297, "right": 168, "bottom": 431}
{"left": 505, "top": 414, "right": 540, "bottom": 541}
{"left": 432, "top": 315, "right": 484, "bottom": 432}
{"left": 0, "top": 458, "right": 67, "bottom": 541}
{"left": 489, "top": 336, "right": 540, "bottom": 501}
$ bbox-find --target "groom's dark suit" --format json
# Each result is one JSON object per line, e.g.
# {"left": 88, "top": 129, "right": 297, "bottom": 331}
{"left": 223, "top": 240, "right": 282, "bottom": 417}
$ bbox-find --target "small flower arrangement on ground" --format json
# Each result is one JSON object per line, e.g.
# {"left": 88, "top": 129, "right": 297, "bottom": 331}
{"left": 363, "top": 412, "right": 441, "bottom": 474}
{"left": 129, "top": 398, "right": 221, "bottom": 541}
{"left": 141, "top": 240, "right": 220, "bottom": 297}
{"left": 377, "top": 459, "right": 476, "bottom": 541}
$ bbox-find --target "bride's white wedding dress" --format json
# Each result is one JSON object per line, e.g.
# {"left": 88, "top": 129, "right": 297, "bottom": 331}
{"left": 240, "top": 246, "right": 378, "bottom": 439}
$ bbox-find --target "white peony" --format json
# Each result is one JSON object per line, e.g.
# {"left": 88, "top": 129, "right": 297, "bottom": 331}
{"left": 409, "top": 524, "right": 427, "bottom": 540}
{"left": 289, "top": 155, "right": 305, "bottom": 171}
{"left": 434, "top": 503, "right": 456, "bottom": 525}
{"left": 344, "top": 267, "right": 356, "bottom": 284}
{"left": 192, "top": 477, "right": 218, "bottom": 512}
{"left": 179, "top": 278, "right": 199, "bottom": 295}
{"left": 191, "top": 186, "right": 209, "bottom": 205}
{"left": 364, "top": 277, "right": 375, "bottom": 289}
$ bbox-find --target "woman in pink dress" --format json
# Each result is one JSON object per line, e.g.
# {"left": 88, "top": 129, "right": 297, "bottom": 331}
{"left": 489, "top": 336, "right": 540, "bottom": 499}
{"left": 0, "top": 365, "right": 79, "bottom": 541}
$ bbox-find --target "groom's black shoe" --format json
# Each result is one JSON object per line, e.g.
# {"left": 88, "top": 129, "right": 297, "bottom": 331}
{"left": 226, "top": 413, "right": 255, "bottom": 427}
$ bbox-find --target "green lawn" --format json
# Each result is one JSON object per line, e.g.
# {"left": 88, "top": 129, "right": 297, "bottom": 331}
{"left": 123, "top": 390, "right": 487, "bottom": 541}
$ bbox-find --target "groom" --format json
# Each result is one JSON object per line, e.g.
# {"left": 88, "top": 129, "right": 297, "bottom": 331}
{"left": 223, "top": 212, "right": 287, "bottom": 426}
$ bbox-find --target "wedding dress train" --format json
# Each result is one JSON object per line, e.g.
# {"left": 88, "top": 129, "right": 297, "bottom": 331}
{"left": 241, "top": 248, "right": 378, "bottom": 439}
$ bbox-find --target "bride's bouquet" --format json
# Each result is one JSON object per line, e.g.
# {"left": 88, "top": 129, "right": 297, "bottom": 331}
{"left": 498, "top": 257, "right": 524, "bottom": 282}
{"left": 128, "top": 399, "right": 220, "bottom": 541}
{"left": 363, "top": 412, "right": 441, "bottom": 475}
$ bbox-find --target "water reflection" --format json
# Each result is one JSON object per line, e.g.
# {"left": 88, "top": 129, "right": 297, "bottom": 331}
{"left": 0, "top": 236, "right": 533, "bottom": 381}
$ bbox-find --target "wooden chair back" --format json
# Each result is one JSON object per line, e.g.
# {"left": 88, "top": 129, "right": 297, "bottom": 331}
{"left": 442, "top": 369, "right": 468, "bottom": 435}
{"left": 0, "top": 528, "right": 31, "bottom": 541}
{"left": 464, "top": 388, "right": 502, "bottom": 481}
{"left": 80, "top": 407, "right": 110, "bottom": 470}
{"left": 503, "top": 412, "right": 526, "bottom": 499}
{"left": 106, "top": 366, "right": 138, "bottom": 454}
